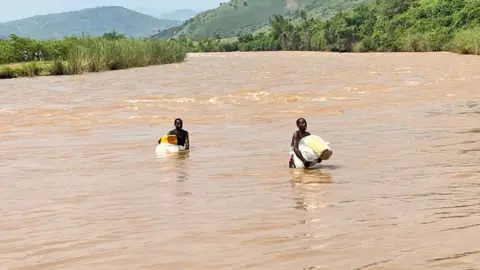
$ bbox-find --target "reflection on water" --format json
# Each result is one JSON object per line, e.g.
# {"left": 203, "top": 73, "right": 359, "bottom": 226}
{"left": 0, "top": 52, "right": 479, "bottom": 269}
{"left": 291, "top": 172, "right": 331, "bottom": 213}
{"left": 289, "top": 168, "right": 333, "bottom": 185}
{"left": 155, "top": 149, "right": 190, "bottom": 182}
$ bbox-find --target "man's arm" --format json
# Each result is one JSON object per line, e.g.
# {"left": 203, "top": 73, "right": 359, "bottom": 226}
{"left": 184, "top": 131, "right": 189, "bottom": 150}
{"left": 292, "top": 132, "right": 307, "bottom": 164}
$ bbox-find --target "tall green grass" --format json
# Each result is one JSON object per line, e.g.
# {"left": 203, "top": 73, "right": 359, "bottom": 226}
{"left": 449, "top": 28, "right": 480, "bottom": 55}
{"left": 66, "top": 37, "right": 188, "bottom": 74}
{"left": 67, "top": 38, "right": 187, "bottom": 74}
{"left": 0, "top": 37, "right": 188, "bottom": 78}
{"left": 0, "top": 61, "right": 51, "bottom": 79}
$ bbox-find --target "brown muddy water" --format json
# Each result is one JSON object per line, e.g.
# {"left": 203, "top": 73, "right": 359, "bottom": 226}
{"left": 0, "top": 52, "right": 479, "bottom": 269}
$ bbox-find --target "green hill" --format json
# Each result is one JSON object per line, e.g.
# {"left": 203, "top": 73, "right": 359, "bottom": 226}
{"left": 302, "top": 0, "right": 371, "bottom": 19}
{"left": 252, "top": 0, "right": 370, "bottom": 35}
{"left": 152, "top": 0, "right": 318, "bottom": 39}
{"left": 132, "top": 7, "right": 198, "bottom": 21}
{"left": 160, "top": 9, "right": 198, "bottom": 21}
{"left": 214, "top": 0, "right": 480, "bottom": 55}
{"left": 0, "top": 6, "right": 182, "bottom": 39}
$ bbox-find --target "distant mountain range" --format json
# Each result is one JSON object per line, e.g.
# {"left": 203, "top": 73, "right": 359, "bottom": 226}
{"left": 0, "top": 6, "right": 183, "bottom": 39}
{"left": 133, "top": 7, "right": 198, "bottom": 21}
{"left": 0, "top": 1, "right": 370, "bottom": 41}
{"left": 152, "top": 0, "right": 369, "bottom": 39}
{"left": 160, "top": 9, "right": 198, "bottom": 21}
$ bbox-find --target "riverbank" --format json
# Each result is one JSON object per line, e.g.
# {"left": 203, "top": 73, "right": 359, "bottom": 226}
{"left": 0, "top": 37, "right": 188, "bottom": 79}
{"left": 182, "top": 25, "right": 480, "bottom": 56}
{"left": 0, "top": 61, "right": 52, "bottom": 78}
{"left": 2, "top": 47, "right": 478, "bottom": 80}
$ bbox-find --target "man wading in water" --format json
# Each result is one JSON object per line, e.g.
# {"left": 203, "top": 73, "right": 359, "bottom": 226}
{"left": 289, "top": 118, "right": 321, "bottom": 168}
{"left": 165, "top": 118, "right": 190, "bottom": 150}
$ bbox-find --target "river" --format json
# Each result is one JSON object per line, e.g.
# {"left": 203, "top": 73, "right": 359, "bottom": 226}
{"left": 0, "top": 52, "right": 479, "bottom": 269}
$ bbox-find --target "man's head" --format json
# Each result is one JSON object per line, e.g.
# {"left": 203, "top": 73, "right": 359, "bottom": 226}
{"left": 174, "top": 118, "right": 183, "bottom": 129}
{"left": 296, "top": 118, "right": 307, "bottom": 132}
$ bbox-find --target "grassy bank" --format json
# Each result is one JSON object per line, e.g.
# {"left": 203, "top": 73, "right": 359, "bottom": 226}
{"left": 0, "top": 61, "right": 53, "bottom": 79}
{"left": 179, "top": 0, "right": 480, "bottom": 56}
{"left": 0, "top": 34, "right": 188, "bottom": 79}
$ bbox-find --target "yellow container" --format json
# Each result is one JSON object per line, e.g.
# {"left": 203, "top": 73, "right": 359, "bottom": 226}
{"left": 302, "top": 135, "right": 333, "bottom": 160}
{"left": 159, "top": 134, "right": 178, "bottom": 145}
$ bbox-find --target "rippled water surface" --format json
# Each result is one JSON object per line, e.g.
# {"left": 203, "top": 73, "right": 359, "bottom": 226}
{"left": 1, "top": 52, "right": 479, "bottom": 269}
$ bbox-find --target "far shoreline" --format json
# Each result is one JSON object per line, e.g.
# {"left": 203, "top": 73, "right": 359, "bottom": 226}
{"left": 1, "top": 50, "right": 476, "bottom": 80}
{"left": 0, "top": 59, "right": 189, "bottom": 80}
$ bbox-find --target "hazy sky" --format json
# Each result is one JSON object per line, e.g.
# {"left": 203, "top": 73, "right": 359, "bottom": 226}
{"left": 0, "top": 0, "right": 224, "bottom": 22}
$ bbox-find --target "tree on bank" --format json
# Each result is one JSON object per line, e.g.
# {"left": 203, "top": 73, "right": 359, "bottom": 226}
{"left": 178, "top": 0, "right": 480, "bottom": 55}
